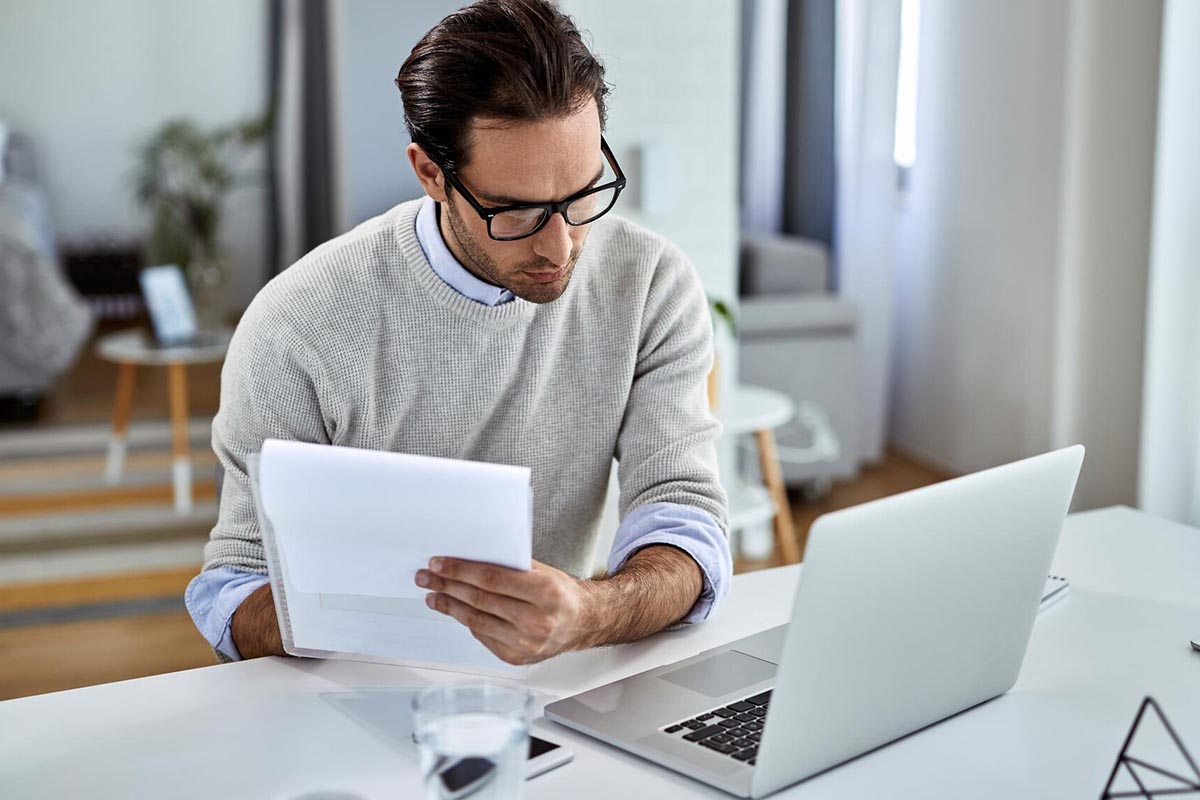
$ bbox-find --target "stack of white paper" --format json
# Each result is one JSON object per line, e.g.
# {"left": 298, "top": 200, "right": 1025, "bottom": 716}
{"left": 250, "top": 439, "right": 532, "bottom": 677}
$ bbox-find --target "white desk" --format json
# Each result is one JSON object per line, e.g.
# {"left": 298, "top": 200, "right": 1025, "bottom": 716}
{"left": 2, "top": 506, "right": 1197, "bottom": 798}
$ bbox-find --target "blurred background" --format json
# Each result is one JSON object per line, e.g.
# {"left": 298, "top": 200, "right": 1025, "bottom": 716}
{"left": 0, "top": 0, "right": 1195, "bottom": 699}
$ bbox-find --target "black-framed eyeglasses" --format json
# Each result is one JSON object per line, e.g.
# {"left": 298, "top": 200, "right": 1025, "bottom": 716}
{"left": 439, "top": 137, "right": 627, "bottom": 241}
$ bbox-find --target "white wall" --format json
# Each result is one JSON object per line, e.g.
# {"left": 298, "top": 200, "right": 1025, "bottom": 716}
{"left": 556, "top": 0, "right": 741, "bottom": 309}
{"left": 330, "top": 0, "right": 462, "bottom": 230}
{"left": 1139, "top": 0, "right": 1200, "bottom": 525}
{"left": 0, "top": 0, "right": 269, "bottom": 311}
{"left": 1051, "top": 1, "right": 1161, "bottom": 509}
{"left": 889, "top": 0, "right": 1163, "bottom": 510}
{"left": 890, "top": 0, "right": 1070, "bottom": 474}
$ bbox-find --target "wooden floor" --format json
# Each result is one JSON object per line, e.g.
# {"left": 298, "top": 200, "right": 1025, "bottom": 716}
{"left": 0, "top": 451, "right": 946, "bottom": 702}
{"left": 0, "top": 480, "right": 218, "bottom": 517}
{"left": 0, "top": 325, "right": 224, "bottom": 698}
{"left": 0, "top": 567, "right": 215, "bottom": 700}
{"left": 739, "top": 450, "right": 950, "bottom": 570}
{"left": 0, "top": 612, "right": 216, "bottom": 700}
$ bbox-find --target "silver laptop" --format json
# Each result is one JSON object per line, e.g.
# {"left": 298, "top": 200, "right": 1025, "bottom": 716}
{"left": 545, "top": 445, "right": 1084, "bottom": 797}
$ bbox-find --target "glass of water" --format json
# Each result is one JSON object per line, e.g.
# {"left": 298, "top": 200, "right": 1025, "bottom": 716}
{"left": 412, "top": 681, "right": 533, "bottom": 800}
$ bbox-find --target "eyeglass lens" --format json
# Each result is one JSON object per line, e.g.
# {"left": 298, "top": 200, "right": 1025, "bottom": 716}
{"left": 489, "top": 186, "right": 620, "bottom": 239}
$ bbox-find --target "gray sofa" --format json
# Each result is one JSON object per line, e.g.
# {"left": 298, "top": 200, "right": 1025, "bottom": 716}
{"left": 737, "top": 233, "right": 861, "bottom": 487}
{"left": 0, "top": 127, "right": 93, "bottom": 407}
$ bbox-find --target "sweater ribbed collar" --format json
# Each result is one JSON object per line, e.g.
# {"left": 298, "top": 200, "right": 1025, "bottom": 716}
{"left": 393, "top": 200, "right": 538, "bottom": 325}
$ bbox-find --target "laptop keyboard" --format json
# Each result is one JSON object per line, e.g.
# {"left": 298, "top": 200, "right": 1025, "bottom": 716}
{"left": 661, "top": 689, "right": 771, "bottom": 764}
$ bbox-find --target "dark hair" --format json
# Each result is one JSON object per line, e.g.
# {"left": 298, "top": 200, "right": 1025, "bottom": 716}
{"left": 395, "top": 0, "right": 610, "bottom": 171}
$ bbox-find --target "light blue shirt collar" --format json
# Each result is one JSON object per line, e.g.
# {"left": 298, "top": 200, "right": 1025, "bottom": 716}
{"left": 415, "top": 196, "right": 515, "bottom": 306}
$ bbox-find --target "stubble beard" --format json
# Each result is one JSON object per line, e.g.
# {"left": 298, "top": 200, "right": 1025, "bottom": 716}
{"left": 443, "top": 198, "right": 580, "bottom": 304}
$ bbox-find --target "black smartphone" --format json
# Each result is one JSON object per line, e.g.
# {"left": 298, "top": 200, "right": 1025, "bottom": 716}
{"left": 436, "top": 735, "right": 573, "bottom": 796}
{"left": 526, "top": 734, "right": 573, "bottom": 777}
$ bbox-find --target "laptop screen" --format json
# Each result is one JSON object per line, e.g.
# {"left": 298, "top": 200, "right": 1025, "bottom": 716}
{"left": 139, "top": 265, "right": 198, "bottom": 345}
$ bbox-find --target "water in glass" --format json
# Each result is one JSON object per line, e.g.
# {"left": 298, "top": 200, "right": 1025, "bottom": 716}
{"left": 417, "top": 711, "right": 527, "bottom": 799}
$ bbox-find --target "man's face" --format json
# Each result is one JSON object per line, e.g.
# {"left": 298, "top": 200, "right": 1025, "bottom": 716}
{"left": 413, "top": 99, "right": 605, "bottom": 304}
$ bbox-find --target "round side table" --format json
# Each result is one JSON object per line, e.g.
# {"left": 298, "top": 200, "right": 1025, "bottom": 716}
{"left": 95, "top": 328, "right": 232, "bottom": 514}
{"left": 716, "top": 384, "right": 801, "bottom": 564}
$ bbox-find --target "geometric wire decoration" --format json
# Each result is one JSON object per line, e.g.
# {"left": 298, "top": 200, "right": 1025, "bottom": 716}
{"left": 1100, "top": 697, "right": 1200, "bottom": 799}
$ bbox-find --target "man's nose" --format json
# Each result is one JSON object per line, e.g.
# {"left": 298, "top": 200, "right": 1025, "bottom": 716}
{"left": 531, "top": 213, "right": 573, "bottom": 267}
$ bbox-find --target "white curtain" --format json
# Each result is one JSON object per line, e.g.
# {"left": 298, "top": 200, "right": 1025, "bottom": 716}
{"left": 277, "top": 0, "right": 306, "bottom": 270}
{"left": 833, "top": 0, "right": 901, "bottom": 463}
{"left": 1138, "top": 0, "right": 1200, "bottom": 526}
{"left": 273, "top": 0, "right": 336, "bottom": 273}
{"left": 740, "top": 0, "right": 788, "bottom": 234}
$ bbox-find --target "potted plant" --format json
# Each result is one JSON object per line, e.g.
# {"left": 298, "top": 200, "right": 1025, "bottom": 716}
{"left": 131, "top": 110, "right": 272, "bottom": 328}
{"left": 707, "top": 297, "right": 737, "bottom": 410}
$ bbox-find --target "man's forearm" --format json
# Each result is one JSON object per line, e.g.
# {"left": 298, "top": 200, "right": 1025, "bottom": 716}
{"left": 576, "top": 544, "right": 703, "bottom": 649}
{"left": 230, "top": 582, "right": 286, "bottom": 659}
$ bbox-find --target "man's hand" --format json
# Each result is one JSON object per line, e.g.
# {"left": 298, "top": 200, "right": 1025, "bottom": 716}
{"left": 416, "top": 558, "right": 595, "bottom": 666}
{"left": 417, "top": 545, "right": 704, "bottom": 666}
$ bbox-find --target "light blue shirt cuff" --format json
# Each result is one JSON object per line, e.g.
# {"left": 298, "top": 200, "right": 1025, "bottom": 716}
{"left": 184, "top": 567, "right": 271, "bottom": 661}
{"left": 606, "top": 501, "right": 732, "bottom": 625}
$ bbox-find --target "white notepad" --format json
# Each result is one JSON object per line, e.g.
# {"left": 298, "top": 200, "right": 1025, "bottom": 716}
{"left": 248, "top": 439, "right": 532, "bottom": 678}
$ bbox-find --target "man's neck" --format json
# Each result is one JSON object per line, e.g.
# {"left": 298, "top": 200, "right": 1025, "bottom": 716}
{"left": 435, "top": 201, "right": 503, "bottom": 288}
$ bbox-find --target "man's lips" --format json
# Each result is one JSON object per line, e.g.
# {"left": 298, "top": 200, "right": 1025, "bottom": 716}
{"left": 521, "top": 266, "right": 566, "bottom": 283}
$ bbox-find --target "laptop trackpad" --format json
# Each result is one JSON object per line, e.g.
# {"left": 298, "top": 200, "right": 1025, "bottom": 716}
{"left": 659, "top": 650, "right": 778, "bottom": 698}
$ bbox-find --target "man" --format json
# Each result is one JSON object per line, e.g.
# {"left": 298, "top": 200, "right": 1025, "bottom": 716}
{"left": 186, "top": 0, "right": 730, "bottom": 666}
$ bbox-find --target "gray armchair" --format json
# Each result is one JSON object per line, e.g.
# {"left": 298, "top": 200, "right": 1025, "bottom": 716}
{"left": 737, "top": 233, "right": 861, "bottom": 487}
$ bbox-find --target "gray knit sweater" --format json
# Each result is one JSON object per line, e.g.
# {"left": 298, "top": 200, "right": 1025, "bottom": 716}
{"left": 205, "top": 198, "right": 728, "bottom": 580}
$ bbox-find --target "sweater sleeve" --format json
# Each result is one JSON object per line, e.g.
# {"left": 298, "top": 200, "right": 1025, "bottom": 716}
{"left": 615, "top": 240, "right": 730, "bottom": 557}
{"left": 201, "top": 295, "right": 330, "bottom": 575}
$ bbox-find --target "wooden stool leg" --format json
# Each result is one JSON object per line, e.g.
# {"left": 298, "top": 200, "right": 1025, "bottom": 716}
{"left": 167, "top": 363, "right": 192, "bottom": 514}
{"left": 104, "top": 362, "right": 137, "bottom": 485}
{"left": 755, "top": 428, "right": 801, "bottom": 564}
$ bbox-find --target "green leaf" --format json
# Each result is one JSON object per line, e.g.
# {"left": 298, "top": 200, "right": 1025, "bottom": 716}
{"left": 708, "top": 297, "right": 738, "bottom": 336}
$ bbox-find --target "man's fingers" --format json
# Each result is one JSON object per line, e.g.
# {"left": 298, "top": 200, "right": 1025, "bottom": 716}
{"left": 421, "top": 573, "right": 536, "bottom": 627}
{"left": 428, "top": 558, "right": 546, "bottom": 603}
{"left": 426, "top": 592, "right": 513, "bottom": 642}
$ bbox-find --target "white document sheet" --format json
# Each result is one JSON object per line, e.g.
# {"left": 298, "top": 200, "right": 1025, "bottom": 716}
{"left": 250, "top": 440, "right": 532, "bottom": 677}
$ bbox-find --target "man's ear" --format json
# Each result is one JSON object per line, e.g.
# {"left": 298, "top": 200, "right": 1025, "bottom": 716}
{"left": 407, "top": 143, "right": 448, "bottom": 203}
